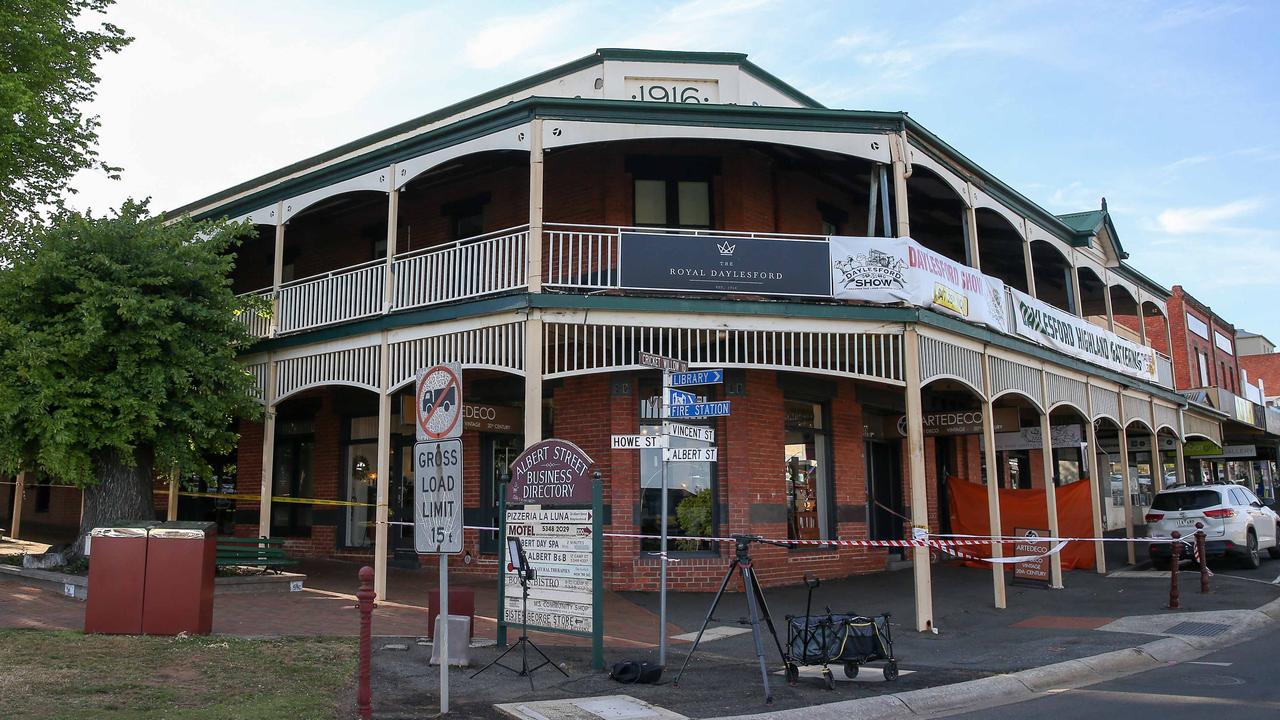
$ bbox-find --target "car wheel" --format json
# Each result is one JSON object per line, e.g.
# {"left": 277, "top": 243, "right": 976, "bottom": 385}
{"left": 1242, "top": 530, "right": 1262, "bottom": 570}
{"left": 1269, "top": 525, "right": 1280, "bottom": 560}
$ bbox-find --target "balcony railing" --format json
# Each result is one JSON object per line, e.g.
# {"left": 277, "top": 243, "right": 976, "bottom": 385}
{"left": 238, "top": 222, "right": 1178, "bottom": 390}
{"left": 236, "top": 287, "right": 273, "bottom": 338}
{"left": 277, "top": 259, "right": 387, "bottom": 334}
{"left": 239, "top": 225, "right": 530, "bottom": 337}
{"left": 394, "top": 225, "right": 527, "bottom": 310}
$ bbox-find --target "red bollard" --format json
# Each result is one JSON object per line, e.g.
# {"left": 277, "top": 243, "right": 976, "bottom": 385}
{"left": 1168, "top": 531, "right": 1181, "bottom": 609}
{"left": 1195, "top": 522, "right": 1210, "bottom": 593}
{"left": 357, "top": 566, "right": 377, "bottom": 720}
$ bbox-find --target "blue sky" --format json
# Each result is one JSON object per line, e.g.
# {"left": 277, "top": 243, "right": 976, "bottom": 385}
{"left": 75, "top": 0, "right": 1279, "bottom": 338}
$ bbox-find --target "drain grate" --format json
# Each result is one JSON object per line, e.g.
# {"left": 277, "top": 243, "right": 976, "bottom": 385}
{"left": 1163, "top": 621, "right": 1231, "bottom": 637}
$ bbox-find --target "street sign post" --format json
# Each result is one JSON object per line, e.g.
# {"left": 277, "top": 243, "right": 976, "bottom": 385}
{"left": 635, "top": 354, "right": 729, "bottom": 667}
{"left": 638, "top": 351, "right": 688, "bottom": 373}
{"left": 414, "top": 363, "right": 463, "bottom": 714}
{"left": 663, "top": 422, "right": 716, "bottom": 443}
{"left": 610, "top": 434, "right": 668, "bottom": 450}
{"left": 664, "top": 401, "right": 731, "bottom": 419}
{"left": 668, "top": 369, "right": 724, "bottom": 387}
{"left": 663, "top": 447, "right": 718, "bottom": 462}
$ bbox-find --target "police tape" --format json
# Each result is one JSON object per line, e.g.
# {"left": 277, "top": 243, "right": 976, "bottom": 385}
{"left": 152, "top": 489, "right": 387, "bottom": 508}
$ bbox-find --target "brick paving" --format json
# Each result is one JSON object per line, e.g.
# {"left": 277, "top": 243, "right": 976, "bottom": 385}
{"left": 0, "top": 557, "right": 668, "bottom": 645}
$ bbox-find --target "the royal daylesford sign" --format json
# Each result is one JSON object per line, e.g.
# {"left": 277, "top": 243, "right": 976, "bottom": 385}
{"left": 619, "top": 232, "right": 830, "bottom": 297}
{"left": 1009, "top": 289, "right": 1159, "bottom": 383}
{"left": 829, "top": 236, "right": 1008, "bottom": 333}
{"left": 507, "top": 439, "right": 595, "bottom": 505}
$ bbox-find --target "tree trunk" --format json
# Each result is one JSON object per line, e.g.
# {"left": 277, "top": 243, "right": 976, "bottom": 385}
{"left": 73, "top": 447, "right": 157, "bottom": 558}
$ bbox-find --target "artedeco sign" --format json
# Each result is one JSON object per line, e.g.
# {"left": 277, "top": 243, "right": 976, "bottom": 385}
{"left": 1009, "top": 289, "right": 1158, "bottom": 383}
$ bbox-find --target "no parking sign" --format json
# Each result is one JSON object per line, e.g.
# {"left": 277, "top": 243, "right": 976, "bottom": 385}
{"left": 416, "top": 363, "right": 463, "bottom": 441}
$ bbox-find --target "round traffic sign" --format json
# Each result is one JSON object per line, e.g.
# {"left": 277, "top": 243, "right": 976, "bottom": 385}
{"left": 416, "top": 365, "right": 462, "bottom": 440}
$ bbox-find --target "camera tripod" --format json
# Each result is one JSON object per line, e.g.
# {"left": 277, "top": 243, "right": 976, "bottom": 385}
{"left": 471, "top": 566, "right": 568, "bottom": 690}
{"left": 673, "top": 535, "right": 790, "bottom": 704}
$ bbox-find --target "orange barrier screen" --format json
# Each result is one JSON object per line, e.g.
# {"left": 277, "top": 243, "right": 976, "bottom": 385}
{"left": 946, "top": 477, "right": 1096, "bottom": 570}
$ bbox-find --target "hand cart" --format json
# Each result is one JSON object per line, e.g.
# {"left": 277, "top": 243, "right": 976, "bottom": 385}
{"left": 783, "top": 575, "right": 899, "bottom": 690}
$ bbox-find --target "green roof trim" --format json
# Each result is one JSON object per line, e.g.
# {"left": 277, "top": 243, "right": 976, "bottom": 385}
{"left": 170, "top": 48, "right": 822, "bottom": 219}
{"left": 1056, "top": 210, "right": 1105, "bottom": 233}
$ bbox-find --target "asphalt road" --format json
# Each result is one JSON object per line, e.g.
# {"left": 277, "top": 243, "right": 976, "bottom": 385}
{"left": 944, "top": 623, "right": 1280, "bottom": 719}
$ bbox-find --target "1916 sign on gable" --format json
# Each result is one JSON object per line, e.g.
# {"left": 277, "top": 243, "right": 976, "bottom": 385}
{"left": 507, "top": 439, "right": 595, "bottom": 505}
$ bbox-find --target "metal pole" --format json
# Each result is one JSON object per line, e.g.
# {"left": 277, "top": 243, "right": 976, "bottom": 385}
{"left": 1168, "top": 531, "right": 1182, "bottom": 609}
{"left": 356, "top": 566, "right": 376, "bottom": 720}
{"left": 440, "top": 553, "right": 449, "bottom": 714}
{"left": 659, "top": 368, "right": 670, "bottom": 666}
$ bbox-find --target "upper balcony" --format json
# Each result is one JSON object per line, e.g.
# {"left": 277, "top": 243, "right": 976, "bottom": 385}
{"left": 235, "top": 219, "right": 1176, "bottom": 390}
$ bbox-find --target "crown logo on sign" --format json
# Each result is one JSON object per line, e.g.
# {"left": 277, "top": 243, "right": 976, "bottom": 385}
{"left": 717, "top": 241, "right": 736, "bottom": 256}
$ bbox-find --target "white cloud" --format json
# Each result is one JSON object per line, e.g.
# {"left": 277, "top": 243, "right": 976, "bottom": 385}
{"left": 1156, "top": 199, "right": 1264, "bottom": 234}
{"left": 462, "top": 4, "right": 582, "bottom": 70}
{"left": 1044, "top": 181, "right": 1103, "bottom": 213}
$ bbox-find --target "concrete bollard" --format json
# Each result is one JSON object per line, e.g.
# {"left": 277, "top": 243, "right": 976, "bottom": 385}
{"left": 357, "top": 566, "right": 377, "bottom": 720}
{"left": 1168, "top": 531, "right": 1181, "bottom": 610}
{"left": 1195, "top": 522, "right": 1209, "bottom": 594}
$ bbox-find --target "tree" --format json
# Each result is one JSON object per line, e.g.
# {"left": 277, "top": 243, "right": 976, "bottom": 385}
{"left": 1, "top": 1, "right": 131, "bottom": 236}
{"left": 0, "top": 201, "right": 265, "bottom": 553}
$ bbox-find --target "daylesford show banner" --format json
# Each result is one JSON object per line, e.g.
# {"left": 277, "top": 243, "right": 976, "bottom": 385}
{"left": 829, "top": 236, "right": 1009, "bottom": 333}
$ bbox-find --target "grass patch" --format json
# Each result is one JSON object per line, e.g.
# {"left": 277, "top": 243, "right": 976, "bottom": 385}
{"left": 0, "top": 630, "right": 356, "bottom": 719}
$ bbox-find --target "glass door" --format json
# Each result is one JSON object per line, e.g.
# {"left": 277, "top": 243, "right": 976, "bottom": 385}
{"left": 343, "top": 442, "right": 378, "bottom": 547}
{"left": 390, "top": 438, "right": 416, "bottom": 552}
{"left": 481, "top": 434, "right": 522, "bottom": 554}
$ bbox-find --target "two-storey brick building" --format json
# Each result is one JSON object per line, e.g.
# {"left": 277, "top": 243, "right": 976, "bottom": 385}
{"left": 7, "top": 49, "right": 1250, "bottom": 631}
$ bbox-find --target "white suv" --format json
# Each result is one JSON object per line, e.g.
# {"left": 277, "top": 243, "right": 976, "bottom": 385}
{"left": 1145, "top": 484, "right": 1280, "bottom": 569}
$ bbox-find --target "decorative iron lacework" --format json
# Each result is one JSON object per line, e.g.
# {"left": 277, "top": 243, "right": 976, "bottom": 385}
{"left": 542, "top": 322, "right": 904, "bottom": 384}
{"left": 1122, "top": 394, "right": 1153, "bottom": 429}
{"left": 1153, "top": 403, "right": 1180, "bottom": 433}
{"left": 390, "top": 322, "right": 525, "bottom": 389}
{"left": 276, "top": 344, "right": 381, "bottom": 401}
{"left": 1182, "top": 412, "right": 1222, "bottom": 445}
{"left": 919, "top": 335, "right": 983, "bottom": 395}
{"left": 246, "top": 362, "right": 268, "bottom": 404}
{"left": 987, "top": 356, "right": 1042, "bottom": 407}
{"left": 1090, "top": 385, "right": 1120, "bottom": 422}
{"left": 1046, "top": 373, "right": 1088, "bottom": 412}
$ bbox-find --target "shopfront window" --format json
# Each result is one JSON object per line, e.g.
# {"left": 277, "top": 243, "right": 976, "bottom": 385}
{"left": 785, "top": 399, "right": 830, "bottom": 541}
{"left": 639, "top": 392, "right": 716, "bottom": 553}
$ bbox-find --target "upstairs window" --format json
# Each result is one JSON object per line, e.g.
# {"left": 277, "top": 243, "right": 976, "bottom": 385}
{"left": 442, "top": 193, "right": 490, "bottom": 241}
{"left": 818, "top": 202, "right": 847, "bottom": 236}
{"left": 627, "top": 156, "right": 717, "bottom": 229}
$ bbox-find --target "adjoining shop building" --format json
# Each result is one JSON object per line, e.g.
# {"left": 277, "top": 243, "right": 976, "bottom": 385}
{"left": 4, "top": 49, "right": 1259, "bottom": 631}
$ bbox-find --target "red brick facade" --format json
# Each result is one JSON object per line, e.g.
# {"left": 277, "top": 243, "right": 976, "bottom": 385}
{"left": 1165, "top": 285, "right": 1240, "bottom": 393}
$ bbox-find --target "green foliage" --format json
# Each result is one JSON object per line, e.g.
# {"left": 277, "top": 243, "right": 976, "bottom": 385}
{"left": 0, "top": 0, "right": 131, "bottom": 235}
{"left": 0, "top": 201, "right": 265, "bottom": 486}
{"left": 675, "top": 488, "right": 713, "bottom": 551}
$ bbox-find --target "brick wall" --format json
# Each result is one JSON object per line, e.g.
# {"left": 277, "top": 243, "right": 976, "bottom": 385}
{"left": 1167, "top": 286, "right": 1242, "bottom": 393}
{"left": 1239, "top": 352, "right": 1280, "bottom": 399}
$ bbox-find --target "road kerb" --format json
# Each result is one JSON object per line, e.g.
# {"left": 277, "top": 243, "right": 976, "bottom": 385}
{"left": 1011, "top": 659, "right": 1102, "bottom": 692}
{"left": 1134, "top": 636, "right": 1197, "bottom": 663}
{"left": 892, "top": 674, "right": 1034, "bottom": 717}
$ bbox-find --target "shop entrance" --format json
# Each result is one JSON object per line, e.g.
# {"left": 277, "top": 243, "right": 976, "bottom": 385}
{"left": 934, "top": 436, "right": 953, "bottom": 535}
{"left": 389, "top": 437, "right": 416, "bottom": 559}
{"left": 271, "top": 425, "right": 315, "bottom": 538}
{"left": 865, "top": 440, "right": 904, "bottom": 541}
{"left": 480, "top": 433, "right": 522, "bottom": 554}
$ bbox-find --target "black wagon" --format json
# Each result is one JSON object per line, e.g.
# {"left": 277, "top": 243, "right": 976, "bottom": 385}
{"left": 783, "top": 576, "right": 898, "bottom": 690}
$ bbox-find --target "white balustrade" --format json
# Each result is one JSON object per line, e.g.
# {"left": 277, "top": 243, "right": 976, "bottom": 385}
{"left": 393, "top": 226, "right": 528, "bottom": 311}
{"left": 235, "top": 288, "right": 273, "bottom": 338}
{"left": 277, "top": 261, "right": 386, "bottom": 334}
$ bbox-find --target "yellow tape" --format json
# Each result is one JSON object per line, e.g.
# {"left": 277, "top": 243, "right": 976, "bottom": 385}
{"left": 151, "top": 489, "right": 386, "bottom": 508}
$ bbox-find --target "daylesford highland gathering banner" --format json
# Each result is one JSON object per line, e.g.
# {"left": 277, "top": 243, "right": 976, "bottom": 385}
{"left": 1009, "top": 288, "right": 1159, "bottom": 383}
{"left": 830, "top": 236, "right": 1009, "bottom": 333}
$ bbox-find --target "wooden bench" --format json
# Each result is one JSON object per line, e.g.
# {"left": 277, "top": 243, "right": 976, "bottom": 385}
{"left": 216, "top": 537, "right": 296, "bottom": 573}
